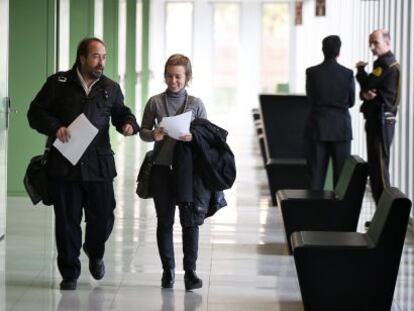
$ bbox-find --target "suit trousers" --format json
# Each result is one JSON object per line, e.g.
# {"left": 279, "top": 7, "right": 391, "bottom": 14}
{"left": 150, "top": 165, "right": 199, "bottom": 271}
{"left": 365, "top": 119, "right": 395, "bottom": 204}
{"left": 50, "top": 179, "right": 116, "bottom": 280}
{"left": 308, "top": 140, "right": 351, "bottom": 191}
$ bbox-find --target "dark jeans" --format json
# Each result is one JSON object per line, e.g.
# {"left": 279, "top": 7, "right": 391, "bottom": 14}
{"left": 365, "top": 119, "right": 395, "bottom": 204}
{"left": 50, "top": 180, "right": 115, "bottom": 280}
{"left": 308, "top": 140, "right": 351, "bottom": 191}
{"left": 150, "top": 165, "right": 199, "bottom": 271}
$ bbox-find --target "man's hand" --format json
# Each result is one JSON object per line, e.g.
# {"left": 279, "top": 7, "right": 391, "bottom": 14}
{"left": 56, "top": 126, "right": 71, "bottom": 143}
{"left": 356, "top": 61, "right": 368, "bottom": 68}
{"left": 362, "top": 90, "right": 377, "bottom": 101}
{"left": 153, "top": 127, "right": 167, "bottom": 141}
{"left": 122, "top": 123, "right": 134, "bottom": 136}
{"left": 179, "top": 133, "right": 192, "bottom": 142}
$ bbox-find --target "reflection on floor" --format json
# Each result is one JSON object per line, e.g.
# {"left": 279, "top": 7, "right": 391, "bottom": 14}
{"left": 0, "top": 105, "right": 413, "bottom": 310}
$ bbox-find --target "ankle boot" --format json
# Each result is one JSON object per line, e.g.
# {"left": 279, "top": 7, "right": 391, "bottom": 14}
{"left": 161, "top": 269, "right": 175, "bottom": 288}
{"left": 184, "top": 270, "right": 202, "bottom": 291}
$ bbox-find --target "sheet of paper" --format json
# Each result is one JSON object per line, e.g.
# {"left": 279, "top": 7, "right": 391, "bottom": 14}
{"left": 160, "top": 111, "right": 192, "bottom": 140}
{"left": 53, "top": 113, "right": 99, "bottom": 165}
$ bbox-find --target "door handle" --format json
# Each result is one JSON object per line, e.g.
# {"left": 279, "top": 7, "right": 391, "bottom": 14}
{"left": 5, "top": 97, "right": 17, "bottom": 129}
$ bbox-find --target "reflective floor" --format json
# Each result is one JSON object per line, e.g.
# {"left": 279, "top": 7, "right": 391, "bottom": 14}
{"left": 1, "top": 104, "right": 413, "bottom": 310}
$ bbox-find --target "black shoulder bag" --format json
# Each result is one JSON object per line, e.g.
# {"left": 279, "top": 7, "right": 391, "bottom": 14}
{"left": 23, "top": 137, "right": 53, "bottom": 206}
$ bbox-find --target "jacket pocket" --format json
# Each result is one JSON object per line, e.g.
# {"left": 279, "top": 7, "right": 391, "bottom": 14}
{"left": 97, "top": 148, "right": 117, "bottom": 179}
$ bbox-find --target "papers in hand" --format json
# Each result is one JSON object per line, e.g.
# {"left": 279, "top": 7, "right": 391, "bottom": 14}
{"left": 160, "top": 111, "right": 192, "bottom": 140}
{"left": 53, "top": 113, "right": 99, "bottom": 165}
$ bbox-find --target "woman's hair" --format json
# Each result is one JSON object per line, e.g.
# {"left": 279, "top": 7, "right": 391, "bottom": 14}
{"left": 164, "top": 54, "right": 192, "bottom": 85}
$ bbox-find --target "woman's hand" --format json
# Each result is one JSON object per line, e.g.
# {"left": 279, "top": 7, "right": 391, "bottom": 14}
{"left": 153, "top": 127, "right": 167, "bottom": 141}
{"left": 179, "top": 133, "right": 192, "bottom": 142}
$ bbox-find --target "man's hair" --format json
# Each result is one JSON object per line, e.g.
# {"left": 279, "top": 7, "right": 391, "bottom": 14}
{"left": 164, "top": 54, "right": 192, "bottom": 85}
{"left": 75, "top": 37, "right": 105, "bottom": 67}
{"left": 322, "top": 35, "right": 341, "bottom": 59}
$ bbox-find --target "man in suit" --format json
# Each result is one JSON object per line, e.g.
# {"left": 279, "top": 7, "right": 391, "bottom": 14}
{"left": 305, "top": 35, "right": 355, "bottom": 190}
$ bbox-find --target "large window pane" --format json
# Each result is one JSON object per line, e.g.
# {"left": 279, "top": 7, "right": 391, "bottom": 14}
{"left": 58, "top": 0, "right": 70, "bottom": 71}
{"left": 165, "top": 2, "right": 193, "bottom": 57}
{"left": 213, "top": 3, "right": 240, "bottom": 105}
{"left": 261, "top": 3, "right": 289, "bottom": 93}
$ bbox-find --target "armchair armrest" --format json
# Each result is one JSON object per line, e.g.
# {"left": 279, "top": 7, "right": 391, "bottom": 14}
{"left": 276, "top": 189, "right": 337, "bottom": 206}
{"left": 291, "top": 231, "right": 374, "bottom": 250}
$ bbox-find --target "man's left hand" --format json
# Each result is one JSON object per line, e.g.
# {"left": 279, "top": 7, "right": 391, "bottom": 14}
{"left": 362, "top": 90, "right": 377, "bottom": 101}
{"left": 122, "top": 123, "right": 134, "bottom": 136}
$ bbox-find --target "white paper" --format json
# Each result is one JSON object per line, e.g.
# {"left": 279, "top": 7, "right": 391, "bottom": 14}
{"left": 53, "top": 113, "right": 99, "bottom": 165}
{"left": 160, "top": 111, "right": 192, "bottom": 140}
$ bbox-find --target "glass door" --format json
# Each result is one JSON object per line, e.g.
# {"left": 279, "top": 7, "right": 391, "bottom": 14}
{"left": 0, "top": 0, "right": 9, "bottom": 242}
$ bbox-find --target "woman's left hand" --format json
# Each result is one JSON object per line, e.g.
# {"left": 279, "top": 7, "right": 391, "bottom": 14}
{"left": 179, "top": 133, "right": 192, "bottom": 142}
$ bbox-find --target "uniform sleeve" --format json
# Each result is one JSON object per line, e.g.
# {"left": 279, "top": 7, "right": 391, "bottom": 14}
{"left": 356, "top": 63, "right": 389, "bottom": 93}
{"left": 139, "top": 99, "right": 156, "bottom": 142}
{"left": 27, "top": 77, "right": 63, "bottom": 137}
{"left": 110, "top": 84, "right": 140, "bottom": 134}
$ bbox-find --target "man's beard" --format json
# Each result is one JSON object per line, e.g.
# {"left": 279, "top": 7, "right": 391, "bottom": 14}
{"left": 91, "top": 66, "right": 104, "bottom": 79}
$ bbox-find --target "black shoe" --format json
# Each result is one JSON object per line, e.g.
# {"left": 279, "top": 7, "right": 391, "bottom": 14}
{"left": 184, "top": 270, "right": 202, "bottom": 291}
{"left": 83, "top": 244, "right": 105, "bottom": 280}
{"left": 161, "top": 269, "right": 175, "bottom": 288}
{"left": 60, "top": 279, "right": 77, "bottom": 290}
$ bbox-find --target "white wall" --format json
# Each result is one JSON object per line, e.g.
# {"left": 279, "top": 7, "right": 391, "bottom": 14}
{"left": 290, "top": 0, "right": 414, "bottom": 217}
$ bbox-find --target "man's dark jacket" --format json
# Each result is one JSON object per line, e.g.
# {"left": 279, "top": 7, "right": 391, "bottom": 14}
{"left": 305, "top": 59, "right": 355, "bottom": 141}
{"left": 27, "top": 65, "right": 139, "bottom": 181}
{"left": 173, "top": 118, "right": 236, "bottom": 219}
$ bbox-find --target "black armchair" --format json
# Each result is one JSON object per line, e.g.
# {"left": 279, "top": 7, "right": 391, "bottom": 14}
{"left": 276, "top": 155, "right": 368, "bottom": 253}
{"left": 259, "top": 94, "right": 310, "bottom": 205}
{"left": 291, "top": 187, "right": 412, "bottom": 311}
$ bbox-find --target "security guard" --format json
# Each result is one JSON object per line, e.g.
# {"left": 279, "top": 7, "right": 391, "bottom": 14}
{"left": 27, "top": 38, "right": 140, "bottom": 290}
{"left": 356, "top": 29, "right": 400, "bottom": 208}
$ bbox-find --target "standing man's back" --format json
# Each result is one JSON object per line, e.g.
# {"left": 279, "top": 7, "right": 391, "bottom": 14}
{"left": 306, "top": 35, "right": 355, "bottom": 190}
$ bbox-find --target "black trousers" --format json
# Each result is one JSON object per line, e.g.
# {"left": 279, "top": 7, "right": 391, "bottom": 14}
{"left": 365, "top": 119, "right": 395, "bottom": 204}
{"left": 150, "top": 165, "right": 199, "bottom": 271}
{"left": 308, "top": 140, "right": 351, "bottom": 191}
{"left": 50, "top": 180, "right": 115, "bottom": 280}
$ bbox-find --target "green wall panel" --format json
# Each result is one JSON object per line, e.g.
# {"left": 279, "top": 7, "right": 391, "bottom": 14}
{"left": 103, "top": 0, "right": 118, "bottom": 82}
{"left": 69, "top": 0, "right": 94, "bottom": 66}
{"left": 125, "top": 0, "right": 136, "bottom": 111}
{"left": 8, "top": 0, "right": 56, "bottom": 196}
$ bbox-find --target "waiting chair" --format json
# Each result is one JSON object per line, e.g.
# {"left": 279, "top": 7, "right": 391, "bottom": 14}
{"left": 291, "top": 187, "right": 412, "bottom": 311}
{"left": 259, "top": 94, "right": 310, "bottom": 205}
{"left": 276, "top": 155, "right": 368, "bottom": 253}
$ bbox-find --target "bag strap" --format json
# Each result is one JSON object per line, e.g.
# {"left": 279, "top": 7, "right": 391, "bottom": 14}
{"left": 162, "top": 93, "right": 189, "bottom": 117}
{"left": 42, "top": 136, "right": 53, "bottom": 165}
{"left": 152, "top": 93, "right": 190, "bottom": 160}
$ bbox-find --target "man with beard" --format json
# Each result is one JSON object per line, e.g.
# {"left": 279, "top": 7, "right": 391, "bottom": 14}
{"left": 356, "top": 29, "right": 400, "bottom": 221}
{"left": 27, "top": 38, "right": 140, "bottom": 290}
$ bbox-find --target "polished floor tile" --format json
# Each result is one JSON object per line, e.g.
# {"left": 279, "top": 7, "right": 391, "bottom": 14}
{"left": 0, "top": 105, "right": 413, "bottom": 310}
